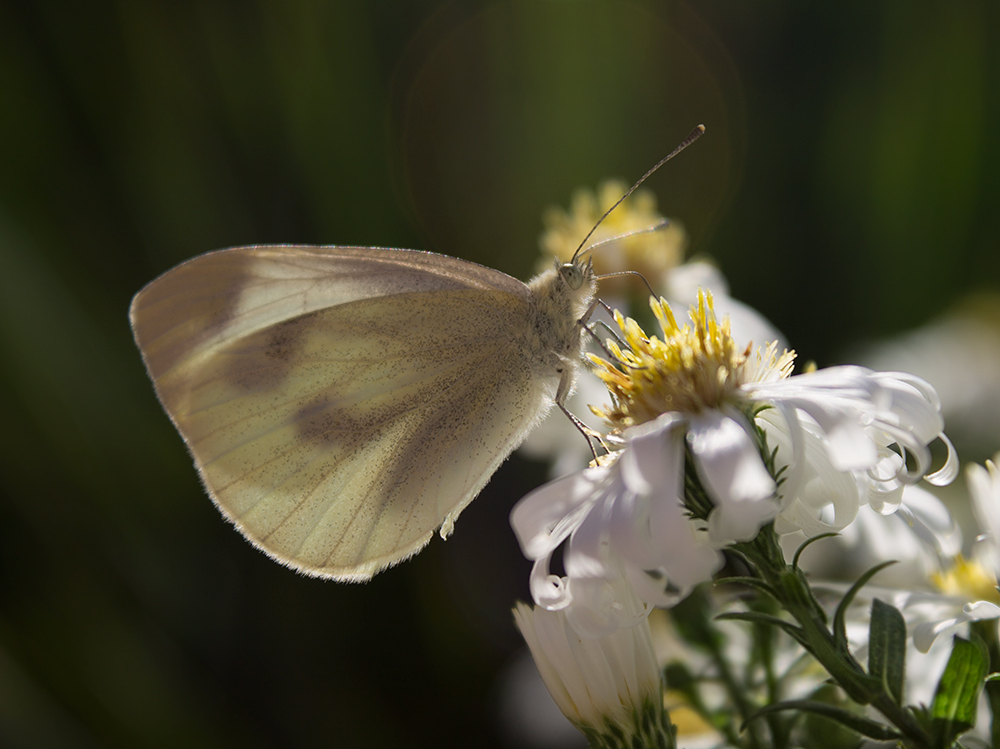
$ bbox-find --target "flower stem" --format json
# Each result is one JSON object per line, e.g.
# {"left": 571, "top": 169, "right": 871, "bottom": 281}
{"left": 734, "top": 525, "right": 934, "bottom": 748}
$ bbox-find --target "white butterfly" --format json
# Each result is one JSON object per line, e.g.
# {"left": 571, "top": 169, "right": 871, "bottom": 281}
{"left": 130, "top": 245, "right": 596, "bottom": 581}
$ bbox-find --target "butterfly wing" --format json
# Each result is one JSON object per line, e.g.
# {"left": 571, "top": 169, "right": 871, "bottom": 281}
{"left": 131, "top": 246, "right": 554, "bottom": 580}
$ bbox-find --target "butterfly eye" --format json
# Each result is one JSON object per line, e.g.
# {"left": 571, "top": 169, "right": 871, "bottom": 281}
{"left": 559, "top": 262, "right": 584, "bottom": 290}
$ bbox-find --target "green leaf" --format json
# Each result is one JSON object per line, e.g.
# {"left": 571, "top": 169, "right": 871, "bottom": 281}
{"left": 791, "top": 532, "right": 840, "bottom": 571}
{"left": 868, "top": 598, "right": 907, "bottom": 704}
{"left": 713, "top": 575, "right": 779, "bottom": 600}
{"left": 743, "top": 699, "right": 902, "bottom": 740}
{"left": 832, "top": 560, "right": 897, "bottom": 652}
{"left": 930, "top": 634, "right": 989, "bottom": 745}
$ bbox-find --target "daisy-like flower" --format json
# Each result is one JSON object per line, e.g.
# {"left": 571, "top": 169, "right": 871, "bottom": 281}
{"left": 512, "top": 583, "right": 674, "bottom": 748}
{"left": 591, "top": 291, "right": 957, "bottom": 543}
{"left": 512, "top": 291, "right": 957, "bottom": 629}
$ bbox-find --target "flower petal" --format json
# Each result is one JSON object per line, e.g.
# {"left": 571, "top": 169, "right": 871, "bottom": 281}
{"left": 895, "top": 484, "right": 963, "bottom": 558}
{"left": 530, "top": 555, "right": 573, "bottom": 611}
{"left": 707, "top": 495, "right": 780, "bottom": 543}
{"left": 622, "top": 412, "right": 684, "bottom": 494}
{"left": 686, "top": 407, "right": 776, "bottom": 504}
{"left": 912, "top": 600, "right": 1000, "bottom": 653}
{"left": 511, "top": 466, "right": 610, "bottom": 559}
{"left": 925, "top": 432, "right": 959, "bottom": 486}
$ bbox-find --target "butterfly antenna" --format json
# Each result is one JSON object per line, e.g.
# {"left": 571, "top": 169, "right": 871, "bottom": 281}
{"left": 583, "top": 218, "right": 670, "bottom": 253}
{"left": 571, "top": 124, "right": 705, "bottom": 263}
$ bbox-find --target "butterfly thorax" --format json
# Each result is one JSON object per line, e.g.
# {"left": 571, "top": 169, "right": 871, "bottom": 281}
{"left": 524, "top": 258, "right": 597, "bottom": 382}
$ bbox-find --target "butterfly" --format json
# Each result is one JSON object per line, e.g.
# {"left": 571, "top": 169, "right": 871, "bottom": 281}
{"left": 130, "top": 245, "right": 596, "bottom": 581}
{"left": 130, "top": 125, "right": 704, "bottom": 582}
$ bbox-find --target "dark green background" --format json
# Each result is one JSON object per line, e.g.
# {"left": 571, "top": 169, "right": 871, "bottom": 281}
{"left": 1, "top": 2, "right": 997, "bottom": 747}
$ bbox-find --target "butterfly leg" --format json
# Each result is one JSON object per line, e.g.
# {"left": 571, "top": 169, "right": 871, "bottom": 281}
{"left": 554, "top": 368, "right": 604, "bottom": 462}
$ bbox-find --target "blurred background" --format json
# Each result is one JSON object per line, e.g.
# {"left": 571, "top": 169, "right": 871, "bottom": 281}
{"left": 1, "top": 1, "right": 998, "bottom": 747}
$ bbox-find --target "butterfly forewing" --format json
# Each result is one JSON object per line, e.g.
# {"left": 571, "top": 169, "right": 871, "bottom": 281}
{"left": 131, "top": 246, "right": 551, "bottom": 579}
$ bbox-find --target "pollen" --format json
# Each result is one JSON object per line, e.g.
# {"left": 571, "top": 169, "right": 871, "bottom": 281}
{"left": 931, "top": 556, "right": 1000, "bottom": 604}
{"left": 589, "top": 290, "right": 795, "bottom": 429}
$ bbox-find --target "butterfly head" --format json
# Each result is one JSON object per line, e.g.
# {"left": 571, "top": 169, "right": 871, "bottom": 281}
{"left": 558, "top": 253, "right": 594, "bottom": 291}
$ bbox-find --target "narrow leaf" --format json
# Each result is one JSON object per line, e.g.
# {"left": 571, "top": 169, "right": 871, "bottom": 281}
{"left": 743, "top": 699, "right": 901, "bottom": 740}
{"left": 791, "top": 532, "right": 840, "bottom": 571}
{"left": 714, "top": 576, "right": 779, "bottom": 600}
{"left": 930, "top": 635, "right": 989, "bottom": 745}
{"left": 868, "top": 598, "right": 907, "bottom": 704}
{"left": 833, "top": 561, "right": 897, "bottom": 652}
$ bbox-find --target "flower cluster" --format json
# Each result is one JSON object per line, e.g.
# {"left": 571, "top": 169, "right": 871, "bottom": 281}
{"left": 508, "top": 179, "right": 995, "bottom": 749}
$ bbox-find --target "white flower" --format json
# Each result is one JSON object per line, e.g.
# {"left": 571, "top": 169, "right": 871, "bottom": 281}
{"left": 591, "top": 293, "right": 956, "bottom": 544}
{"left": 512, "top": 586, "right": 671, "bottom": 745}
{"left": 513, "top": 292, "right": 957, "bottom": 631}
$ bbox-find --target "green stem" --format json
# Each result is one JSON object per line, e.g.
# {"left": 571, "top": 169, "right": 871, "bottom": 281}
{"left": 749, "top": 596, "right": 789, "bottom": 749}
{"left": 733, "top": 525, "right": 934, "bottom": 749}
{"left": 708, "top": 640, "right": 766, "bottom": 749}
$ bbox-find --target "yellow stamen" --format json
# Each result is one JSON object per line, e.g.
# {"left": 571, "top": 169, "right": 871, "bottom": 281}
{"left": 932, "top": 555, "right": 1000, "bottom": 604}
{"left": 590, "top": 291, "right": 795, "bottom": 429}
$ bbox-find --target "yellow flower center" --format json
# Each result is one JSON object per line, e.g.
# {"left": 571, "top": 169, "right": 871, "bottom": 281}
{"left": 538, "top": 180, "right": 685, "bottom": 285}
{"left": 589, "top": 291, "right": 795, "bottom": 429}
{"left": 931, "top": 555, "right": 1000, "bottom": 604}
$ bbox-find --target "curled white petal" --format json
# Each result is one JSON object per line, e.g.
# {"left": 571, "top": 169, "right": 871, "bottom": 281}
{"left": 530, "top": 557, "right": 572, "bottom": 611}
{"left": 925, "top": 432, "right": 959, "bottom": 486}
{"left": 511, "top": 467, "right": 610, "bottom": 560}
{"left": 868, "top": 450, "right": 906, "bottom": 514}
{"left": 746, "top": 365, "right": 953, "bottom": 529}
{"left": 511, "top": 416, "right": 722, "bottom": 630}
